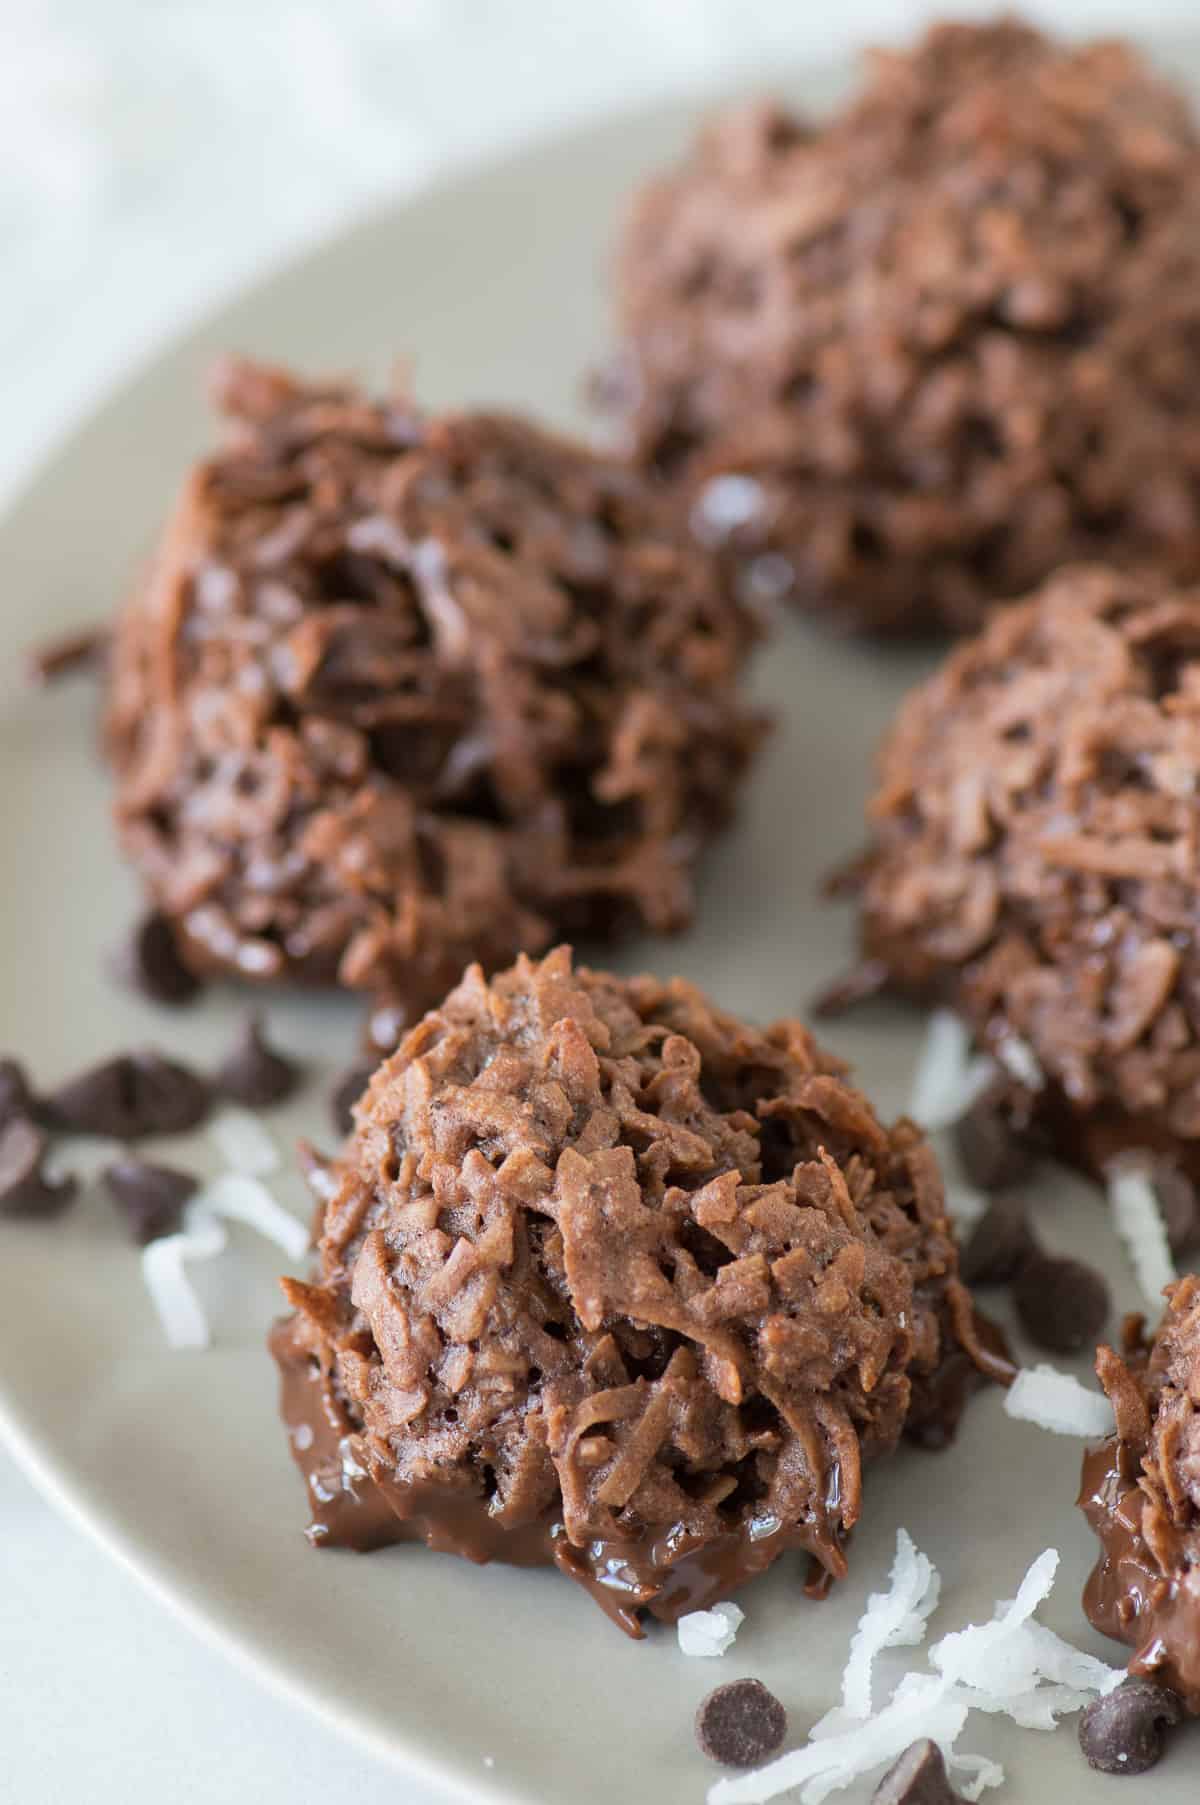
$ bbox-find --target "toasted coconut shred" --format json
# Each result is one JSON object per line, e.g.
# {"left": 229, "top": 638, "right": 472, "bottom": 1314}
{"left": 708, "top": 1535, "right": 1123, "bottom": 1803}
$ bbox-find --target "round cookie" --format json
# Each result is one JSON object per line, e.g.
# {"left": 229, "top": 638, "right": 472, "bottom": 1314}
{"left": 107, "top": 360, "right": 761, "bottom": 1042}
{"left": 858, "top": 564, "right": 1200, "bottom": 1180}
{"left": 604, "top": 21, "right": 1200, "bottom": 633}
{"left": 272, "top": 946, "right": 1004, "bottom": 1635}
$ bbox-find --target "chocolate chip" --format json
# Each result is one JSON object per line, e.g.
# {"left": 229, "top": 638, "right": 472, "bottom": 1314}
{"left": 102, "top": 1158, "right": 197, "bottom": 1244}
{"left": 1149, "top": 1162, "right": 1200, "bottom": 1256}
{"left": 0, "top": 1059, "right": 36, "bottom": 1130}
{"left": 1078, "top": 1676, "right": 1183, "bottom": 1775}
{"left": 694, "top": 1678, "right": 787, "bottom": 1769}
{"left": 109, "top": 910, "right": 201, "bottom": 1006}
{"left": 0, "top": 1118, "right": 76, "bottom": 1217}
{"left": 47, "top": 1051, "right": 210, "bottom": 1140}
{"left": 871, "top": 1739, "right": 959, "bottom": 1803}
{"left": 215, "top": 1014, "right": 300, "bottom": 1109}
{"left": 1014, "top": 1252, "right": 1110, "bottom": 1353}
{"left": 953, "top": 1081, "right": 1040, "bottom": 1192}
{"left": 960, "top": 1197, "right": 1037, "bottom": 1286}
{"left": 330, "top": 1062, "right": 374, "bottom": 1137}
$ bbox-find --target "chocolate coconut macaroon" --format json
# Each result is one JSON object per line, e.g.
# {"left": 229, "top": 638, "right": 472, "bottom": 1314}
{"left": 272, "top": 947, "right": 1007, "bottom": 1636}
{"left": 855, "top": 564, "right": 1200, "bottom": 1191}
{"left": 106, "top": 360, "right": 762, "bottom": 1047}
{"left": 1081, "top": 1274, "right": 1200, "bottom": 1715}
{"left": 603, "top": 20, "right": 1200, "bottom": 634}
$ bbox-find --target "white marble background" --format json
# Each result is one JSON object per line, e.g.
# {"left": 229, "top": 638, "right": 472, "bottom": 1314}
{"left": 1, "top": 3, "right": 1196, "bottom": 1801}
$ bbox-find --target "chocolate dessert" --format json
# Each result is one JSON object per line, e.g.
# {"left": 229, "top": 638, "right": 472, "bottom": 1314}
{"left": 272, "top": 947, "right": 1005, "bottom": 1636}
{"left": 1080, "top": 1276, "right": 1200, "bottom": 1711}
{"left": 107, "top": 360, "right": 761, "bottom": 1044}
{"left": 603, "top": 21, "right": 1200, "bottom": 634}
{"left": 856, "top": 564, "right": 1200, "bottom": 1182}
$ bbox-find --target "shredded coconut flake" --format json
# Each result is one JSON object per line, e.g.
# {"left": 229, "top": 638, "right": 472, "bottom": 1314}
{"left": 1105, "top": 1159, "right": 1177, "bottom": 1309}
{"left": 993, "top": 1034, "right": 1044, "bottom": 1092}
{"left": 197, "top": 1171, "right": 309, "bottom": 1262}
{"left": 834, "top": 1529, "right": 941, "bottom": 1722}
{"left": 678, "top": 1601, "right": 744, "bottom": 1658}
{"left": 692, "top": 473, "right": 764, "bottom": 539}
{"left": 909, "top": 1013, "right": 998, "bottom": 1130}
{"left": 707, "top": 1541, "right": 1122, "bottom": 1805}
{"left": 140, "top": 1202, "right": 227, "bottom": 1349}
{"left": 209, "top": 1107, "right": 280, "bottom": 1177}
{"left": 946, "top": 1183, "right": 988, "bottom": 1229}
{"left": 1003, "top": 1364, "right": 1115, "bottom": 1438}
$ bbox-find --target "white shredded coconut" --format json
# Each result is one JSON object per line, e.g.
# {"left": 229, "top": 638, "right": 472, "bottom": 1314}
{"left": 692, "top": 474, "right": 764, "bottom": 539}
{"left": 678, "top": 1601, "right": 744, "bottom": 1658}
{"left": 1003, "top": 1365, "right": 1115, "bottom": 1439}
{"left": 908, "top": 1013, "right": 997, "bottom": 1131}
{"left": 993, "top": 1034, "right": 1044, "bottom": 1092}
{"left": 209, "top": 1107, "right": 280, "bottom": 1176}
{"left": 945, "top": 1184, "right": 988, "bottom": 1229}
{"left": 140, "top": 1202, "right": 227, "bottom": 1350}
{"left": 707, "top": 1540, "right": 1123, "bottom": 1805}
{"left": 1105, "top": 1159, "right": 1177, "bottom": 1310}
{"left": 197, "top": 1171, "right": 309, "bottom": 1262}
{"left": 834, "top": 1529, "right": 940, "bottom": 1723}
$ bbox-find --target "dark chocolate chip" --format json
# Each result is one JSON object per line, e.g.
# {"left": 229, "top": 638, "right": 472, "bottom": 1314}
{"left": 1078, "top": 1676, "right": 1183, "bottom": 1776}
{"left": 215, "top": 1014, "right": 300, "bottom": 1109}
{"left": 0, "top": 1059, "right": 36, "bottom": 1131}
{"left": 102, "top": 1158, "right": 197, "bottom": 1244}
{"left": 953, "top": 1081, "right": 1040, "bottom": 1192}
{"left": 47, "top": 1051, "right": 210, "bottom": 1140}
{"left": 960, "top": 1197, "right": 1038, "bottom": 1287}
{"left": 1149, "top": 1162, "right": 1200, "bottom": 1256}
{"left": 330, "top": 1062, "right": 374, "bottom": 1137}
{"left": 109, "top": 910, "right": 201, "bottom": 1006}
{"left": 872, "top": 1738, "right": 958, "bottom": 1803}
{"left": 0, "top": 1118, "right": 77, "bottom": 1217}
{"left": 694, "top": 1678, "right": 787, "bottom": 1769}
{"left": 1014, "top": 1252, "right": 1110, "bottom": 1354}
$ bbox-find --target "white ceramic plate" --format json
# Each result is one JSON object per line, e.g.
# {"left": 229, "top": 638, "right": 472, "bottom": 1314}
{"left": 2, "top": 45, "right": 1198, "bottom": 1805}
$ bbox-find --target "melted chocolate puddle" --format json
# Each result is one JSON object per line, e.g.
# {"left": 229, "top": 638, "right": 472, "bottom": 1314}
{"left": 1079, "top": 1438, "right": 1200, "bottom": 1712}
{"left": 271, "top": 1317, "right": 848, "bottom": 1638}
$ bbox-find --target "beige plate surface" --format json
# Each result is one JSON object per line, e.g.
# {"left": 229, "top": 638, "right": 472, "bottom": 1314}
{"left": 1, "top": 42, "right": 1198, "bottom": 1805}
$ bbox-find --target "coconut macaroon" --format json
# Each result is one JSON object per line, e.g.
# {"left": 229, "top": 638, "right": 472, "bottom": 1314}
{"left": 271, "top": 948, "right": 1003, "bottom": 1635}
{"left": 1081, "top": 1275, "right": 1200, "bottom": 1712}
{"left": 106, "top": 361, "right": 761, "bottom": 1045}
{"left": 603, "top": 20, "right": 1200, "bottom": 634}
{"left": 856, "top": 564, "right": 1200, "bottom": 1185}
